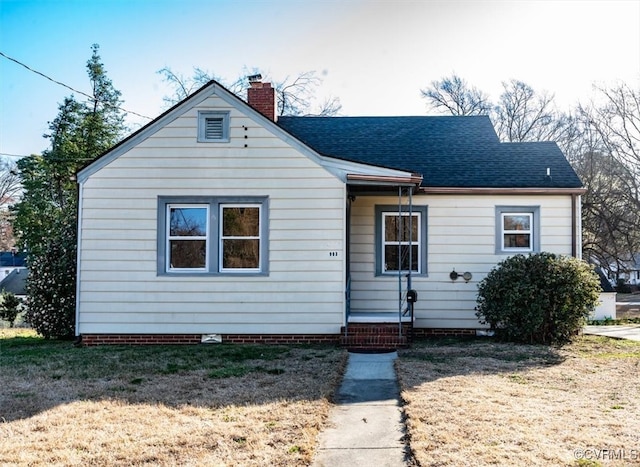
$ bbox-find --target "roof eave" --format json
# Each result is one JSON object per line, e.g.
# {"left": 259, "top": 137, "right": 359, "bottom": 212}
{"left": 419, "top": 186, "right": 587, "bottom": 195}
{"left": 347, "top": 173, "right": 423, "bottom": 187}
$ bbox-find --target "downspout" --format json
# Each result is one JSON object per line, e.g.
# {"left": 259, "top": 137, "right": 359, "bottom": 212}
{"left": 397, "top": 186, "right": 402, "bottom": 335}
{"left": 345, "top": 191, "right": 353, "bottom": 330}
{"left": 572, "top": 193, "right": 583, "bottom": 260}
{"left": 407, "top": 187, "right": 413, "bottom": 295}
{"left": 571, "top": 194, "right": 578, "bottom": 258}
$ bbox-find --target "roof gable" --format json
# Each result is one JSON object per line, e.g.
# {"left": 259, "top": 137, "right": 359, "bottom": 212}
{"left": 77, "top": 81, "right": 412, "bottom": 184}
{"left": 78, "top": 82, "right": 582, "bottom": 191}
{"left": 0, "top": 268, "right": 28, "bottom": 296}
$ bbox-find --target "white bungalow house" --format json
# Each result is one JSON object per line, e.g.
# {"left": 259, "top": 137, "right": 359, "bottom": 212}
{"left": 75, "top": 79, "right": 585, "bottom": 346}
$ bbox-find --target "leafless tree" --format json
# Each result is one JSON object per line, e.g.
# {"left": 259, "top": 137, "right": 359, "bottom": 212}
{"left": 274, "top": 71, "right": 342, "bottom": 116}
{"left": 0, "top": 158, "right": 22, "bottom": 250}
{"left": 159, "top": 67, "right": 341, "bottom": 117}
{"left": 311, "top": 96, "right": 343, "bottom": 117}
{"left": 576, "top": 148, "right": 640, "bottom": 276}
{"left": 421, "top": 74, "right": 491, "bottom": 116}
{"left": 0, "top": 158, "right": 21, "bottom": 206}
{"left": 575, "top": 82, "right": 640, "bottom": 275}
{"left": 581, "top": 82, "right": 640, "bottom": 182}
{"left": 492, "top": 80, "right": 578, "bottom": 151}
{"left": 422, "top": 74, "right": 640, "bottom": 272}
{"left": 422, "top": 76, "right": 578, "bottom": 151}
{"left": 158, "top": 66, "right": 249, "bottom": 107}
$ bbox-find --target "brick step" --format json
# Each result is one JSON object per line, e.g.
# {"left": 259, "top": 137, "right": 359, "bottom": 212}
{"left": 340, "top": 324, "right": 412, "bottom": 350}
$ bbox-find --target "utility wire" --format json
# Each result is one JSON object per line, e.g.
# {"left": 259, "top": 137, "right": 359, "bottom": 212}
{"left": 0, "top": 152, "right": 99, "bottom": 162}
{"left": 0, "top": 50, "right": 153, "bottom": 120}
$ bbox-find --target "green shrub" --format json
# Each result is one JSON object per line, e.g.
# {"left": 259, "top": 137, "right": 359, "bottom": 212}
{"left": 24, "top": 232, "right": 77, "bottom": 339}
{"left": 475, "top": 253, "right": 601, "bottom": 345}
{"left": 0, "top": 291, "right": 23, "bottom": 327}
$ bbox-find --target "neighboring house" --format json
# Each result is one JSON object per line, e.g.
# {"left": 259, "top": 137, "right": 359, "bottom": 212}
{"left": 75, "top": 80, "right": 585, "bottom": 346}
{"left": 0, "top": 251, "right": 27, "bottom": 278}
{"left": 592, "top": 268, "right": 616, "bottom": 320}
{"left": 609, "top": 254, "right": 640, "bottom": 286}
{"left": 0, "top": 268, "right": 28, "bottom": 299}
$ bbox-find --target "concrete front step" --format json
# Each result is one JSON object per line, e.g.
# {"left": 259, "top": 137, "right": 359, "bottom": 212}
{"left": 340, "top": 324, "right": 411, "bottom": 350}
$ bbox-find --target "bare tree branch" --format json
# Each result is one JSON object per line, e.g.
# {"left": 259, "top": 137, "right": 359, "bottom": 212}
{"left": 0, "top": 159, "right": 22, "bottom": 206}
{"left": 421, "top": 74, "right": 491, "bottom": 116}
{"left": 159, "top": 67, "right": 340, "bottom": 117}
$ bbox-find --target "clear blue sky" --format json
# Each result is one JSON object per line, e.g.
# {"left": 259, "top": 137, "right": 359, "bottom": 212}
{"left": 1, "top": 0, "right": 639, "bottom": 158}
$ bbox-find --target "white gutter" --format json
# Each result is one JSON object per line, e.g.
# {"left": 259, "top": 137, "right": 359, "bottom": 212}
{"left": 347, "top": 173, "right": 423, "bottom": 187}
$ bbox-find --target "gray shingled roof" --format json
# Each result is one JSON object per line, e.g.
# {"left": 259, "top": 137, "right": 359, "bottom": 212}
{"left": 277, "top": 115, "right": 583, "bottom": 189}
{"left": 0, "top": 269, "right": 28, "bottom": 296}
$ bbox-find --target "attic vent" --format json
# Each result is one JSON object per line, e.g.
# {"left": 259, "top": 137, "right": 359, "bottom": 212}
{"left": 198, "top": 111, "right": 230, "bottom": 142}
{"left": 205, "top": 117, "right": 224, "bottom": 139}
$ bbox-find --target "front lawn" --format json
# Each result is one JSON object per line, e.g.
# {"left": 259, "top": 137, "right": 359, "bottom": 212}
{"left": 3, "top": 329, "right": 639, "bottom": 466}
{"left": 397, "top": 336, "right": 640, "bottom": 466}
{"left": 0, "top": 329, "right": 346, "bottom": 466}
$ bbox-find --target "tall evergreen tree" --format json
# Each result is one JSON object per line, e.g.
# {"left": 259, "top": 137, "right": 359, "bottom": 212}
{"left": 13, "top": 44, "right": 126, "bottom": 338}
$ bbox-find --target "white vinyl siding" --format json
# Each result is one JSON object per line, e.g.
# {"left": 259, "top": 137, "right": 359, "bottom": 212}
{"left": 77, "top": 94, "right": 346, "bottom": 335}
{"left": 350, "top": 194, "right": 575, "bottom": 330}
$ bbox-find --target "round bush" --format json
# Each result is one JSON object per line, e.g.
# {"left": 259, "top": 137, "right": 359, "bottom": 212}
{"left": 475, "top": 253, "right": 601, "bottom": 345}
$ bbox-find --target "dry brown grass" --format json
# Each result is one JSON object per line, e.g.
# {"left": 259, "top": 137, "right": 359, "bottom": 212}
{"left": 397, "top": 336, "right": 640, "bottom": 467}
{"left": 4, "top": 329, "right": 640, "bottom": 467}
{"left": 0, "top": 329, "right": 346, "bottom": 466}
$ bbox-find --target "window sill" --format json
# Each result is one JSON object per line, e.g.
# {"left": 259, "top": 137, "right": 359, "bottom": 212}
{"left": 158, "top": 271, "right": 268, "bottom": 277}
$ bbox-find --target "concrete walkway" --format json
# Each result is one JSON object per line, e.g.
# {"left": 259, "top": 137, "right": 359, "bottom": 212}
{"left": 312, "top": 351, "right": 408, "bottom": 467}
{"left": 311, "top": 326, "right": 640, "bottom": 466}
{"left": 584, "top": 324, "right": 640, "bottom": 341}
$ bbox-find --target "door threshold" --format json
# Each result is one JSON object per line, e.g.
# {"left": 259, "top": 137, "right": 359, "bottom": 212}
{"left": 348, "top": 311, "right": 412, "bottom": 323}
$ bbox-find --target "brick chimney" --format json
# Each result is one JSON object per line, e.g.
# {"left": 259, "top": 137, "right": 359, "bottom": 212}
{"left": 247, "top": 80, "right": 276, "bottom": 121}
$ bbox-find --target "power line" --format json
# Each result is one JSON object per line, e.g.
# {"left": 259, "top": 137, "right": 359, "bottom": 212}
{"left": 0, "top": 152, "right": 99, "bottom": 162}
{"left": 0, "top": 50, "right": 153, "bottom": 120}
